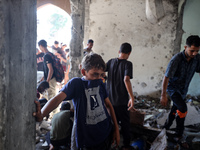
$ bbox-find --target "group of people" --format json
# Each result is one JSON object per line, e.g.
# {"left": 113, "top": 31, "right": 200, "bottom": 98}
{"left": 34, "top": 35, "right": 200, "bottom": 150}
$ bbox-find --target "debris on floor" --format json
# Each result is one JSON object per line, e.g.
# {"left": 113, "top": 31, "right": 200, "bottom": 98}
{"left": 150, "top": 129, "right": 167, "bottom": 150}
{"left": 129, "top": 96, "right": 200, "bottom": 150}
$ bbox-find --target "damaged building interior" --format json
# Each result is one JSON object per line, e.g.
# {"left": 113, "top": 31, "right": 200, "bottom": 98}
{"left": 1, "top": 0, "right": 200, "bottom": 150}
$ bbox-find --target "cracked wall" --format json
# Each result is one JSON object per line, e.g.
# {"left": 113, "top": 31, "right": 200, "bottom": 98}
{"left": 84, "top": 0, "right": 180, "bottom": 97}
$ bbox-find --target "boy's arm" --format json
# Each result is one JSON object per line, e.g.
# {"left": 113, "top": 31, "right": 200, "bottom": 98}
{"left": 46, "top": 63, "right": 54, "bottom": 82}
{"left": 104, "top": 97, "right": 120, "bottom": 147}
{"left": 33, "top": 92, "right": 67, "bottom": 122}
{"left": 124, "top": 76, "right": 136, "bottom": 111}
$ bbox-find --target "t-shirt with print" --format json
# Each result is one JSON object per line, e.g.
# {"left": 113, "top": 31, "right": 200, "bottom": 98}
{"left": 106, "top": 58, "right": 133, "bottom": 106}
{"left": 60, "top": 77, "right": 112, "bottom": 148}
{"left": 43, "top": 52, "right": 55, "bottom": 80}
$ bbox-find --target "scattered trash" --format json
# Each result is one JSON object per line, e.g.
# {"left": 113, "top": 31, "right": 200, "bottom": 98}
{"left": 131, "top": 138, "right": 146, "bottom": 150}
{"left": 131, "top": 95, "right": 200, "bottom": 150}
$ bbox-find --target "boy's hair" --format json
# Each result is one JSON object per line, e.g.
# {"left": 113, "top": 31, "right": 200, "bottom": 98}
{"left": 119, "top": 43, "right": 132, "bottom": 54}
{"left": 38, "top": 40, "right": 47, "bottom": 48}
{"left": 37, "top": 81, "right": 49, "bottom": 94}
{"left": 81, "top": 53, "right": 106, "bottom": 71}
{"left": 60, "top": 101, "right": 71, "bottom": 110}
{"left": 54, "top": 41, "right": 59, "bottom": 44}
{"left": 88, "top": 39, "right": 94, "bottom": 44}
{"left": 186, "top": 35, "right": 200, "bottom": 47}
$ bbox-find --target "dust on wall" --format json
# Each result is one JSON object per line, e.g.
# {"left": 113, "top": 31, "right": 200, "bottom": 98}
{"left": 84, "top": 0, "right": 180, "bottom": 97}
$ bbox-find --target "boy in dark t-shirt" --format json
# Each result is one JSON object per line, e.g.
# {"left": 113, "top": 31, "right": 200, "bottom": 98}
{"left": 106, "top": 43, "right": 136, "bottom": 150}
{"left": 38, "top": 40, "right": 57, "bottom": 101}
{"left": 34, "top": 53, "right": 120, "bottom": 150}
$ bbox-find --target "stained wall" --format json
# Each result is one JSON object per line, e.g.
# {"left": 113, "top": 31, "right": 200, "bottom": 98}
{"left": 84, "top": 0, "right": 179, "bottom": 97}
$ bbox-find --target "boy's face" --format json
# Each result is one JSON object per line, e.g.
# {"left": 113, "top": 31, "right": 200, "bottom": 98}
{"left": 82, "top": 68, "right": 104, "bottom": 80}
{"left": 54, "top": 44, "right": 59, "bottom": 48}
{"left": 39, "top": 45, "right": 44, "bottom": 52}
{"left": 87, "top": 42, "right": 93, "bottom": 49}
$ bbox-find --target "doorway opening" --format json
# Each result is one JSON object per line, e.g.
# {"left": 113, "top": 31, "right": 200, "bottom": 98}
{"left": 37, "top": 4, "right": 72, "bottom": 48}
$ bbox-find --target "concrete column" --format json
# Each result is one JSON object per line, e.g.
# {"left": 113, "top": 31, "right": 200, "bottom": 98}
{"left": 69, "top": 0, "right": 85, "bottom": 79}
{"left": 84, "top": 0, "right": 90, "bottom": 45}
{"left": 0, "top": 1, "right": 37, "bottom": 150}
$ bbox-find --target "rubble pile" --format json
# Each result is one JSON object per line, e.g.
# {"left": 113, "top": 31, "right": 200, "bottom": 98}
{"left": 130, "top": 95, "right": 200, "bottom": 150}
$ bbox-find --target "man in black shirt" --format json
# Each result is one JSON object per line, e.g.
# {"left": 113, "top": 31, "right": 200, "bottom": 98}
{"left": 106, "top": 43, "right": 135, "bottom": 150}
{"left": 38, "top": 40, "right": 57, "bottom": 101}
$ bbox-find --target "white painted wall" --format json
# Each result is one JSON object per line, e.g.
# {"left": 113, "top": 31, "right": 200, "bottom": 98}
{"left": 84, "top": 0, "right": 177, "bottom": 97}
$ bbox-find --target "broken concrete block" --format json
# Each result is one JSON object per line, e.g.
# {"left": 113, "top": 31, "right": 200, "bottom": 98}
{"left": 150, "top": 129, "right": 167, "bottom": 150}
{"left": 130, "top": 111, "right": 145, "bottom": 126}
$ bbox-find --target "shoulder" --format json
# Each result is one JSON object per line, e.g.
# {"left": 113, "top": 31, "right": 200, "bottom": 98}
{"left": 125, "top": 60, "right": 132, "bottom": 65}
{"left": 195, "top": 54, "right": 200, "bottom": 59}
{"left": 119, "top": 59, "right": 132, "bottom": 67}
{"left": 107, "top": 58, "right": 117, "bottom": 63}
{"left": 44, "top": 53, "right": 51, "bottom": 59}
{"left": 171, "top": 52, "right": 183, "bottom": 60}
{"left": 62, "top": 77, "right": 82, "bottom": 92}
{"left": 68, "top": 77, "right": 82, "bottom": 84}
{"left": 44, "top": 53, "right": 53, "bottom": 61}
{"left": 44, "top": 52, "right": 53, "bottom": 57}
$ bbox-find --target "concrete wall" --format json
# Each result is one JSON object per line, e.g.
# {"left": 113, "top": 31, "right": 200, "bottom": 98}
{"left": 183, "top": 0, "right": 200, "bottom": 96}
{"left": 0, "top": 0, "right": 36, "bottom": 149}
{"left": 84, "top": 0, "right": 179, "bottom": 97}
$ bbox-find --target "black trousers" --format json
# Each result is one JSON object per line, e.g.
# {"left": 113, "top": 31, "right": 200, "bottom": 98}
{"left": 79, "top": 129, "right": 113, "bottom": 150}
{"left": 164, "top": 92, "right": 187, "bottom": 136}
{"left": 114, "top": 105, "right": 130, "bottom": 147}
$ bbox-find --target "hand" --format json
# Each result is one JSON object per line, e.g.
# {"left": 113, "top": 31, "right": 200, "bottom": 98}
{"left": 127, "top": 99, "right": 136, "bottom": 111}
{"left": 160, "top": 94, "right": 168, "bottom": 106}
{"left": 112, "top": 128, "right": 120, "bottom": 148}
{"left": 33, "top": 100, "right": 43, "bottom": 122}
